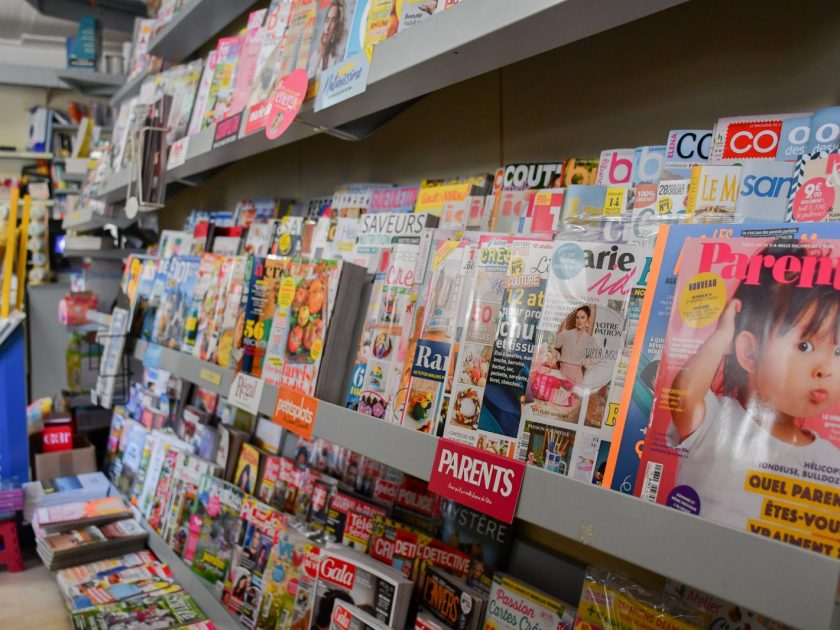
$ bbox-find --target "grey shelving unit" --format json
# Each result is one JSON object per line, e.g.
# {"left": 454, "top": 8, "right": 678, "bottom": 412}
{"left": 139, "top": 519, "right": 244, "bottom": 628}
{"left": 63, "top": 248, "right": 144, "bottom": 260}
{"left": 55, "top": 70, "right": 126, "bottom": 97}
{"left": 95, "top": 0, "right": 685, "bottom": 204}
{"left": 149, "top": 0, "right": 260, "bottom": 63}
{"left": 110, "top": 69, "right": 150, "bottom": 107}
{"left": 131, "top": 340, "right": 840, "bottom": 630}
{"left": 62, "top": 204, "right": 135, "bottom": 232}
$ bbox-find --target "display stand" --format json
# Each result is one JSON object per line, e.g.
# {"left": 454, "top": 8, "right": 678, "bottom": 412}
{"left": 0, "top": 312, "right": 28, "bottom": 483}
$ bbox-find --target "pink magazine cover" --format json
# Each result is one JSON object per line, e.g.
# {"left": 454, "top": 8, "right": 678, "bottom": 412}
{"left": 229, "top": 10, "right": 268, "bottom": 116}
{"left": 637, "top": 237, "right": 840, "bottom": 558}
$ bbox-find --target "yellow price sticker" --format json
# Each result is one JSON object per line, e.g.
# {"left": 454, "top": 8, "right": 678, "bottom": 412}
{"left": 199, "top": 367, "right": 222, "bottom": 386}
{"left": 278, "top": 276, "right": 296, "bottom": 308}
{"left": 678, "top": 272, "right": 726, "bottom": 328}
{"left": 310, "top": 338, "right": 323, "bottom": 360}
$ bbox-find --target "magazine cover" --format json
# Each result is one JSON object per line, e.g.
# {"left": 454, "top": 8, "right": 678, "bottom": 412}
{"left": 203, "top": 35, "right": 243, "bottom": 129}
{"left": 443, "top": 236, "right": 517, "bottom": 451}
{"left": 255, "top": 529, "right": 322, "bottom": 630}
{"left": 279, "top": 0, "right": 318, "bottom": 78}
{"left": 637, "top": 236, "right": 840, "bottom": 554}
{"left": 213, "top": 256, "right": 248, "bottom": 369}
{"left": 236, "top": 443, "right": 262, "bottom": 495}
{"left": 363, "top": 0, "right": 398, "bottom": 51}
{"left": 146, "top": 447, "right": 181, "bottom": 532}
{"left": 187, "top": 52, "right": 218, "bottom": 136}
{"left": 662, "top": 129, "right": 711, "bottom": 180}
{"left": 245, "top": 0, "right": 294, "bottom": 133}
{"left": 186, "top": 476, "right": 245, "bottom": 582}
{"left": 665, "top": 580, "right": 790, "bottom": 630}
{"left": 439, "top": 499, "right": 512, "bottom": 596}
{"left": 224, "top": 497, "right": 287, "bottom": 626}
{"left": 308, "top": 0, "right": 359, "bottom": 77}
{"left": 734, "top": 160, "right": 794, "bottom": 223}
{"left": 229, "top": 10, "right": 268, "bottom": 116}
{"left": 685, "top": 165, "right": 742, "bottom": 218}
{"left": 483, "top": 571, "right": 576, "bottom": 630}
{"left": 196, "top": 254, "right": 237, "bottom": 362}
{"left": 353, "top": 211, "right": 435, "bottom": 272}
{"left": 356, "top": 244, "right": 419, "bottom": 422}
{"left": 709, "top": 113, "right": 806, "bottom": 163}
{"left": 331, "top": 600, "right": 390, "bottom": 629}
{"left": 270, "top": 216, "right": 303, "bottom": 257}
{"left": 401, "top": 241, "right": 477, "bottom": 434}
{"left": 476, "top": 239, "right": 554, "bottom": 458}
{"left": 183, "top": 253, "right": 224, "bottom": 354}
{"left": 61, "top": 562, "right": 177, "bottom": 612}
{"left": 418, "top": 567, "right": 485, "bottom": 630}
{"left": 70, "top": 590, "right": 207, "bottom": 630}
{"left": 312, "top": 547, "right": 412, "bottom": 629}
{"left": 240, "top": 256, "right": 289, "bottom": 378}
{"left": 516, "top": 241, "right": 647, "bottom": 482}
{"left": 153, "top": 256, "right": 201, "bottom": 351}
{"left": 786, "top": 150, "right": 840, "bottom": 222}
{"left": 604, "top": 222, "right": 840, "bottom": 495}
{"left": 325, "top": 490, "right": 388, "bottom": 545}
{"left": 161, "top": 453, "right": 219, "bottom": 554}
{"left": 263, "top": 259, "right": 339, "bottom": 393}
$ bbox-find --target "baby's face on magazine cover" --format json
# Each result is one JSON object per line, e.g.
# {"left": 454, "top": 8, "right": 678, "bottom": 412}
{"left": 750, "top": 311, "right": 840, "bottom": 418}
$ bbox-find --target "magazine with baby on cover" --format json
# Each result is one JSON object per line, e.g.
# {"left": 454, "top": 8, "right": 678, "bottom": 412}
{"left": 637, "top": 237, "right": 840, "bottom": 558}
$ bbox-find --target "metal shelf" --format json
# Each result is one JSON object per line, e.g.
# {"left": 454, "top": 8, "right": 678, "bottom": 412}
{"left": 95, "top": 0, "right": 684, "bottom": 204}
{"left": 149, "top": 0, "right": 260, "bottom": 63}
{"left": 63, "top": 205, "right": 136, "bottom": 232}
{"left": 139, "top": 517, "right": 244, "bottom": 628}
{"left": 56, "top": 70, "right": 126, "bottom": 97}
{"left": 110, "top": 69, "right": 149, "bottom": 107}
{"left": 131, "top": 340, "right": 840, "bottom": 630}
{"left": 0, "top": 151, "right": 53, "bottom": 160}
{"left": 63, "top": 248, "right": 143, "bottom": 260}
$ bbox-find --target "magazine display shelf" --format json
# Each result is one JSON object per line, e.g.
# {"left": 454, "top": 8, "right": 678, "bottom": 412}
{"left": 0, "top": 151, "right": 53, "bottom": 161}
{"left": 110, "top": 70, "right": 149, "bottom": 108}
{"left": 137, "top": 517, "right": 245, "bottom": 628}
{"left": 95, "top": 0, "right": 684, "bottom": 205}
{"left": 149, "top": 0, "right": 262, "bottom": 63}
{"left": 63, "top": 248, "right": 144, "bottom": 261}
{"left": 55, "top": 70, "right": 126, "bottom": 97}
{"left": 131, "top": 339, "right": 840, "bottom": 630}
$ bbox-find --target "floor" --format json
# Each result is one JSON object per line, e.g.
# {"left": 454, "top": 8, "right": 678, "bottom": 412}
{"left": 0, "top": 554, "right": 71, "bottom": 629}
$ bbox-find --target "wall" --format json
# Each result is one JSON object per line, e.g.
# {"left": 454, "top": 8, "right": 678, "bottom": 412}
{"left": 162, "top": 0, "right": 840, "bottom": 228}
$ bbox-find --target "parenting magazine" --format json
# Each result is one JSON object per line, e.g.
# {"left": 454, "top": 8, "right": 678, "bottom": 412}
{"left": 638, "top": 236, "right": 840, "bottom": 557}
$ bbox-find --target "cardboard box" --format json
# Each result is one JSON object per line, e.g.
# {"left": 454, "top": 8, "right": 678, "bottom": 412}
{"left": 33, "top": 434, "right": 96, "bottom": 481}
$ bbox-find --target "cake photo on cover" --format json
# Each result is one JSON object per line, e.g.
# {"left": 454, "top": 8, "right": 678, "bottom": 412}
{"left": 637, "top": 237, "right": 840, "bottom": 556}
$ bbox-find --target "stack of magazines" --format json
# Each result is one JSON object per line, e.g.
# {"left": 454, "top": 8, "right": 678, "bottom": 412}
{"left": 36, "top": 518, "right": 148, "bottom": 570}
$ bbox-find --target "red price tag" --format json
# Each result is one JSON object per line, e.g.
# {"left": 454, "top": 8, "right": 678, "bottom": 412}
{"left": 793, "top": 176, "right": 834, "bottom": 221}
{"left": 428, "top": 439, "right": 525, "bottom": 524}
{"left": 265, "top": 69, "right": 308, "bottom": 140}
{"left": 272, "top": 384, "right": 319, "bottom": 439}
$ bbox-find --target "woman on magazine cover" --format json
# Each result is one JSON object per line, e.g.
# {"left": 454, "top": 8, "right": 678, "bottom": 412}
{"left": 553, "top": 305, "right": 602, "bottom": 386}
{"left": 669, "top": 242, "right": 840, "bottom": 527}
{"left": 308, "top": 0, "right": 347, "bottom": 75}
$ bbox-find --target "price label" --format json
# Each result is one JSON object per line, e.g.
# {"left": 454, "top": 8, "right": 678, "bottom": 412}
{"left": 143, "top": 343, "right": 163, "bottom": 369}
{"left": 168, "top": 137, "right": 189, "bottom": 169}
{"left": 227, "top": 372, "right": 265, "bottom": 415}
{"left": 792, "top": 176, "right": 834, "bottom": 221}
{"left": 428, "top": 439, "right": 525, "bottom": 524}
{"left": 199, "top": 367, "right": 222, "bottom": 387}
{"left": 272, "top": 385, "right": 319, "bottom": 439}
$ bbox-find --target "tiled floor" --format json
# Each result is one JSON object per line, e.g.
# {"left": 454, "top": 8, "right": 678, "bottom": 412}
{"left": 0, "top": 555, "right": 70, "bottom": 628}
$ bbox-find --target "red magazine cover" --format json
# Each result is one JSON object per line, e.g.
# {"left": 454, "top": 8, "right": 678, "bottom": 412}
{"left": 637, "top": 237, "right": 840, "bottom": 558}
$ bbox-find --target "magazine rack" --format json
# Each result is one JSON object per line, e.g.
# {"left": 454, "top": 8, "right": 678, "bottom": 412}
{"left": 0, "top": 312, "right": 28, "bottom": 483}
{"left": 124, "top": 120, "right": 169, "bottom": 217}
{"left": 89, "top": 330, "right": 132, "bottom": 408}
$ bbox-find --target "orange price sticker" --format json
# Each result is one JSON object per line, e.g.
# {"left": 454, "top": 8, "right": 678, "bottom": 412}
{"left": 272, "top": 385, "right": 319, "bottom": 440}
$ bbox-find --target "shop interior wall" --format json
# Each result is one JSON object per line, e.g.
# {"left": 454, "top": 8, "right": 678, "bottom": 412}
{"left": 161, "top": 0, "right": 840, "bottom": 229}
